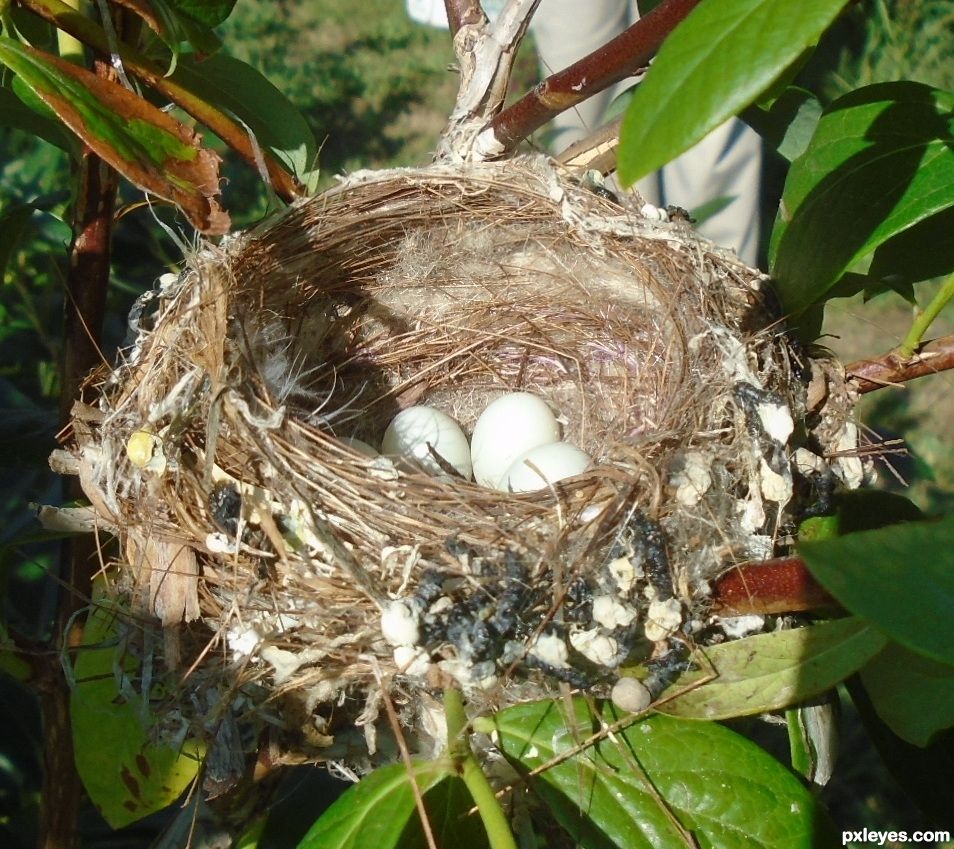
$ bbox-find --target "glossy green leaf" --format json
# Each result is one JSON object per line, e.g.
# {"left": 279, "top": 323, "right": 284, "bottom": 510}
{"left": 617, "top": 0, "right": 850, "bottom": 186}
{"left": 168, "top": 0, "right": 238, "bottom": 27}
{"left": 657, "top": 617, "right": 885, "bottom": 719}
{"left": 296, "top": 761, "right": 465, "bottom": 849}
{"left": 800, "top": 516, "right": 954, "bottom": 665}
{"left": 71, "top": 596, "right": 204, "bottom": 827}
{"left": 144, "top": 0, "right": 222, "bottom": 72}
{"left": 0, "top": 84, "right": 74, "bottom": 152}
{"left": 799, "top": 490, "right": 924, "bottom": 542}
{"left": 742, "top": 87, "right": 822, "bottom": 162}
{"left": 0, "top": 38, "right": 228, "bottom": 234}
{"left": 490, "top": 700, "right": 831, "bottom": 849}
{"left": 771, "top": 82, "right": 954, "bottom": 315}
{"left": 173, "top": 53, "right": 320, "bottom": 192}
{"left": 846, "top": 677, "right": 954, "bottom": 826}
{"left": 860, "top": 642, "right": 954, "bottom": 747}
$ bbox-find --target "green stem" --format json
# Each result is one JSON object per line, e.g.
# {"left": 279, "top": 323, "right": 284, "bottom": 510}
{"left": 898, "top": 270, "right": 954, "bottom": 358}
{"left": 443, "top": 689, "right": 518, "bottom": 849}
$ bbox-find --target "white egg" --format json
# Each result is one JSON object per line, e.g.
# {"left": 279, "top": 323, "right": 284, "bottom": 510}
{"left": 470, "top": 392, "right": 561, "bottom": 487}
{"left": 339, "top": 436, "right": 379, "bottom": 458}
{"left": 381, "top": 406, "right": 472, "bottom": 480}
{"left": 501, "top": 442, "right": 592, "bottom": 493}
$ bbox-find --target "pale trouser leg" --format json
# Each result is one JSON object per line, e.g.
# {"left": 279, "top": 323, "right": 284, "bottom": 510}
{"left": 530, "top": 0, "right": 762, "bottom": 265}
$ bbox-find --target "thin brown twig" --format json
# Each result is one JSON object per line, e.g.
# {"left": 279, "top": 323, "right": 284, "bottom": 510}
{"left": 39, "top": 18, "right": 123, "bottom": 842}
{"left": 444, "top": 0, "right": 484, "bottom": 35}
{"left": 379, "top": 676, "right": 439, "bottom": 849}
{"left": 487, "top": 0, "right": 701, "bottom": 155}
{"left": 846, "top": 334, "right": 954, "bottom": 394}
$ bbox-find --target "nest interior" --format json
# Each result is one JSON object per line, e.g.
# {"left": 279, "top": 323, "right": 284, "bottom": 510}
{"left": 65, "top": 157, "right": 860, "bottom": 770}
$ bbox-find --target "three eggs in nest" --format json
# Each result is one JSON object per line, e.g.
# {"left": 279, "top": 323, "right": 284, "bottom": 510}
{"left": 356, "top": 391, "right": 591, "bottom": 492}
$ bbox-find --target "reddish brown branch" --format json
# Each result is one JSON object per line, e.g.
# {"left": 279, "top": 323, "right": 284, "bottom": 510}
{"left": 39, "top": 34, "right": 122, "bottom": 849}
{"left": 444, "top": 0, "right": 484, "bottom": 35}
{"left": 712, "top": 556, "right": 838, "bottom": 616}
{"left": 846, "top": 334, "right": 954, "bottom": 394}
{"left": 487, "top": 0, "right": 701, "bottom": 154}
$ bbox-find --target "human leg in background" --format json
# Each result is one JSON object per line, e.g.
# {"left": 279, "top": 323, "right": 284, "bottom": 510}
{"left": 531, "top": 0, "right": 763, "bottom": 266}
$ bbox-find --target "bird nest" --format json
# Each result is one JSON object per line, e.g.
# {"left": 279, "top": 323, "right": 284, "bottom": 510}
{"left": 59, "top": 157, "right": 861, "bottom": 773}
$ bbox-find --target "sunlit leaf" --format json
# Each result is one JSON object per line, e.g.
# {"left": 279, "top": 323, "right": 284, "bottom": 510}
{"left": 656, "top": 617, "right": 885, "bottom": 719}
{"left": 618, "top": 0, "right": 851, "bottom": 186}
{"left": 174, "top": 53, "right": 320, "bottom": 192}
{"left": 0, "top": 38, "right": 229, "bottom": 234}
{"left": 861, "top": 642, "right": 954, "bottom": 747}
{"left": 296, "top": 761, "right": 463, "bottom": 849}
{"left": 71, "top": 593, "right": 204, "bottom": 828}
{"left": 800, "top": 516, "right": 954, "bottom": 665}
{"left": 771, "top": 82, "right": 954, "bottom": 315}
{"left": 489, "top": 700, "right": 831, "bottom": 848}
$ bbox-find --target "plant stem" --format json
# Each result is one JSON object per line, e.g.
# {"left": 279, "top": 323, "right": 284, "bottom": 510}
{"left": 444, "top": 688, "right": 518, "bottom": 849}
{"left": 443, "top": 0, "right": 484, "bottom": 35}
{"left": 847, "top": 332, "right": 954, "bottom": 393}
{"left": 17, "top": 0, "right": 302, "bottom": 200}
{"left": 487, "top": 0, "right": 700, "bottom": 154}
{"left": 897, "top": 270, "right": 954, "bottom": 359}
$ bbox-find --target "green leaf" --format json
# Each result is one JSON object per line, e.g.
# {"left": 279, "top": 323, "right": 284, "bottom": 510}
{"left": 771, "top": 82, "right": 954, "bottom": 315}
{"left": 742, "top": 87, "right": 822, "bottom": 162}
{"left": 142, "top": 0, "right": 223, "bottom": 73}
{"left": 71, "top": 595, "right": 204, "bottom": 827}
{"left": 860, "top": 642, "right": 954, "bottom": 747}
{"left": 490, "top": 700, "right": 832, "bottom": 849}
{"left": 800, "top": 516, "right": 954, "bottom": 665}
{"left": 173, "top": 53, "right": 320, "bottom": 192}
{"left": 0, "top": 83, "right": 74, "bottom": 152}
{"left": 846, "top": 677, "right": 954, "bottom": 826}
{"left": 168, "top": 0, "right": 238, "bottom": 27}
{"left": 617, "top": 0, "right": 851, "bottom": 186}
{"left": 656, "top": 617, "right": 885, "bottom": 719}
{"left": 296, "top": 761, "right": 460, "bottom": 849}
{"left": 0, "top": 37, "right": 228, "bottom": 234}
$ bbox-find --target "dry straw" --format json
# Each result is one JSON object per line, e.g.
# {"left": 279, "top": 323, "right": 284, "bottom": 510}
{"left": 54, "top": 156, "right": 864, "bottom": 773}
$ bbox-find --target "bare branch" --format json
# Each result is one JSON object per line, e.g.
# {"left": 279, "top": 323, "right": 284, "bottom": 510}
{"left": 437, "top": 0, "right": 541, "bottom": 160}
{"left": 556, "top": 116, "right": 623, "bottom": 173}
{"left": 847, "top": 334, "right": 954, "bottom": 394}
{"left": 485, "top": 0, "right": 701, "bottom": 156}
{"left": 444, "top": 0, "right": 484, "bottom": 35}
{"left": 712, "top": 556, "right": 838, "bottom": 616}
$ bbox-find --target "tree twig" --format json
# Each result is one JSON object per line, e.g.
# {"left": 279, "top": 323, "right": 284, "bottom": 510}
{"left": 711, "top": 556, "right": 837, "bottom": 616}
{"left": 443, "top": 0, "right": 484, "bottom": 36}
{"left": 437, "top": 0, "right": 541, "bottom": 161}
{"left": 846, "top": 333, "right": 954, "bottom": 394}
{"left": 37, "top": 11, "right": 123, "bottom": 841}
{"left": 485, "top": 0, "right": 701, "bottom": 156}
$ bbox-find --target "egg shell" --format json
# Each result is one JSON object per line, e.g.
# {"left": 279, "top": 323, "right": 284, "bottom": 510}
{"left": 382, "top": 406, "right": 472, "bottom": 480}
{"left": 470, "top": 392, "right": 561, "bottom": 487}
{"left": 339, "top": 436, "right": 379, "bottom": 458}
{"left": 501, "top": 442, "right": 592, "bottom": 493}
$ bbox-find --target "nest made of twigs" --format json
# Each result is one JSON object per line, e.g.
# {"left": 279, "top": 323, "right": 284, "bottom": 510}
{"left": 60, "top": 156, "right": 861, "bottom": 771}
